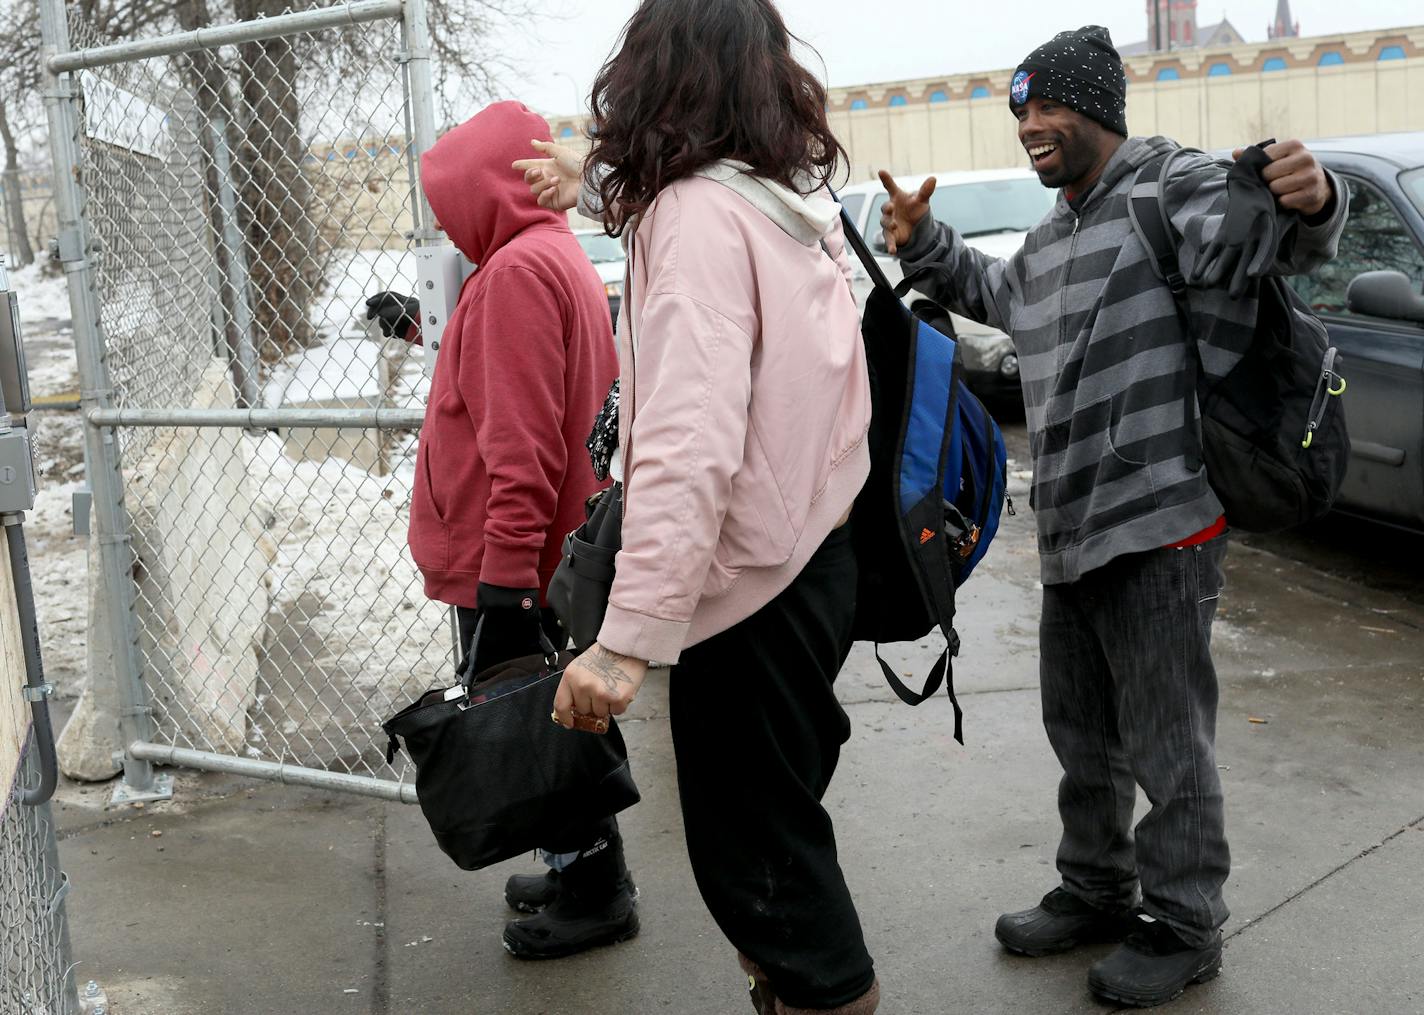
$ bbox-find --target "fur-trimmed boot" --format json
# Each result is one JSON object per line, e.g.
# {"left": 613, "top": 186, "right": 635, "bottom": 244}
{"left": 775, "top": 979, "right": 880, "bottom": 1015}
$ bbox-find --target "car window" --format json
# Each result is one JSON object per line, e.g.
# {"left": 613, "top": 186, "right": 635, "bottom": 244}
{"left": 575, "top": 232, "right": 625, "bottom": 264}
{"left": 929, "top": 178, "right": 1056, "bottom": 237}
{"left": 838, "top": 193, "right": 866, "bottom": 234}
{"left": 1403, "top": 167, "right": 1424, "bottom": 219}
{"left": 1291, "top": 176, "right": 1424, "bottom": 315}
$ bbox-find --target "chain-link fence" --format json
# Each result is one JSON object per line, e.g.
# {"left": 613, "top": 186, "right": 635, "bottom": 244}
{"left": 1, "top": 734, "right": 76, "bottom": 1015}
{"left": 44, "top": 0, "right": 451, "bottom": 799}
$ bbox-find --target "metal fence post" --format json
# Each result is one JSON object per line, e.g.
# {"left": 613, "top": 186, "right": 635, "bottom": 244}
{"left": 400, "top": 0, "right": 439, "bottom": 243}
{"left": 39, "top": 0, "right": 171, "bottom": 803}
{"left": 211, "top": 115, "right": 260, "bottom": 411}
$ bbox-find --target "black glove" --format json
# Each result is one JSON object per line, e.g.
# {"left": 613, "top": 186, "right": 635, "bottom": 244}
{"left": 1187, "top": 141, "right": 1281, "bottom": 300}
{"left": 364, "top": 290, "right": 420, "bottom": 340}
{"left": 467, "top": 583, "right": 543, "bottom": 676}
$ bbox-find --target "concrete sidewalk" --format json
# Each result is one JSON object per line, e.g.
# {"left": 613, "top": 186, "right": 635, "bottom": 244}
{"left": 52, "top": 505, "right": 1424, "bottom": 1013}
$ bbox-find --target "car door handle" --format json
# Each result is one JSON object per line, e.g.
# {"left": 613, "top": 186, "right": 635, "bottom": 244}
{"left": 1351, "top": 440, "right": 1406, "bottom": 467}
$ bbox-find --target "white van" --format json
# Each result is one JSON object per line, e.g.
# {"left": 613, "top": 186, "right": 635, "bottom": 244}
{"left": 837, "top": 168, "right": 1055, "bottom": 408}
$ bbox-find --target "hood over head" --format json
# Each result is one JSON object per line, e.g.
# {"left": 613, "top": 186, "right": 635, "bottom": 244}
{"left": 420, "top": 101, "right": 567, "bottom": 264}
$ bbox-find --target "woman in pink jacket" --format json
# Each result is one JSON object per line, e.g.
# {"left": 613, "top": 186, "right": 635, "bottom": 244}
{"left": 518, "top": 1, "right": 876, "bottom": 1010}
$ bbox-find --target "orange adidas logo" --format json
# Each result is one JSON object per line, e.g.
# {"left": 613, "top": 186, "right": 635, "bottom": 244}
{"left": 919, "top": 528, "right": 935, "bottom": 544}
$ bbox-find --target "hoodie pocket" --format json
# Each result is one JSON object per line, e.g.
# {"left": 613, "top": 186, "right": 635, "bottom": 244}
{"left": 407, "top": 444, "right": 451, "bottom": 573}
{"left": 1038, "top": 396, "right": 1157, "bottom": 530}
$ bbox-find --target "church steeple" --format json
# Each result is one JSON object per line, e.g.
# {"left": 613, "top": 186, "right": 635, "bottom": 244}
{"left": 1268, "top": 0, "right": 1300, "bottom": 39}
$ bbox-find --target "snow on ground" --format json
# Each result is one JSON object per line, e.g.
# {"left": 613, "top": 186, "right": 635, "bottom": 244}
{"left": 6, "top": 248, "right": 444, "bottom": 715}
{"left": 5, "top": 260, "right": 74, "bottom": 324}
{"left": 264, "top": 247, "right": 430, "bottom": 410}
{"left": 249, "top": 429, "right": 449, "bottom": 719}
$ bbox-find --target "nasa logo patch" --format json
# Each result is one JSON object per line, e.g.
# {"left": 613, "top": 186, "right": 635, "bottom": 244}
{"left": 1011, "top": 70, "right": 1035, "bottom": 105}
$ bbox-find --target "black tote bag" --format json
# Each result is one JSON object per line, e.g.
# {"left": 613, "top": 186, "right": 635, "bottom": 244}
{"left": 382, "top": 623, "right": 641, "bottom": 871}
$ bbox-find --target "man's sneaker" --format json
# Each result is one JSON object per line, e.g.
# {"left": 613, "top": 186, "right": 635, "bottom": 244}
{"left": 504, "top": 869, "right": 561, "bottom": 914}
{"left": 501, "top": 883, "right": 639, "bottom": 959}
{"left": 995, "top": 887, "right": 1139, "bottom": 957}
{"left": 1087, "top": 917, "right": 1223, "bottom": 1008}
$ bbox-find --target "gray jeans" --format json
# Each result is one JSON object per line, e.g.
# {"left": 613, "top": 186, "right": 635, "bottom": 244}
{"left": 1039, "top": 533, "right": 1230, "bottom": 948}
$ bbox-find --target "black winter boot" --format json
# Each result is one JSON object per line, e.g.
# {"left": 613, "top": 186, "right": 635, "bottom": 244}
{"left": 995, "top": 887, "right": 1139, "bottom": 957}
{"left": 502, "top": 831, "right": 639, "bottom": 959}
{"left": 504, "top": 864, "right": 639, "bottom": 913}
{"left": 1088, "top": 917, "right": 1222, "bottom": 1007}
{"left": 504, "top": 868, "right": 561, "bottom": 914}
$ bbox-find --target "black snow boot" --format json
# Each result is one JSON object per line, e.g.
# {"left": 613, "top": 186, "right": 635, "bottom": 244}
{"left": 504, "top": 864, "right": 639, "bottom": 914}
{"left": 502, "top": 830, "right": 639, "bottom": 959}
{"left": 995, "top": 887, "right": 1139, "bottom": 957}
{"left": 1087, "top": 917, "right": 1223, "bottom": 1007}
{"left": 504, "top": 868, "right": 562, "bottom": 914}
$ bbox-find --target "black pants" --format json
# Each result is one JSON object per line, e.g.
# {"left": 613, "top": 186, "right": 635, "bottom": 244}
{"left": 671, "top": 525, "right": 875, "bottom": 1009}
{"left": 1040, "top": 534, "right": 1231, "bottom": 948}
{"left": 455, "top": 606, "right": 617, "bottom": 859}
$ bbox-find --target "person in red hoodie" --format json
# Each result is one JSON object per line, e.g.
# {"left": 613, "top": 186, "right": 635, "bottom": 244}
{"left": 366, "top": 101, "right": 634, "bottom": 959}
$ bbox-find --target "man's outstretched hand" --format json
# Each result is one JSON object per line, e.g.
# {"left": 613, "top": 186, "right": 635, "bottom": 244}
{"left": 877, "top": 170, "right": 937, "bottom": 255}
{"left": 1233, "top": 139, "right": 1333, "bottom": 219}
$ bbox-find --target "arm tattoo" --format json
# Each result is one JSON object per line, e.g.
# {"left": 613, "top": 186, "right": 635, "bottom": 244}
{"left": 584, "top": 646, "right": 633, "bottom": 695}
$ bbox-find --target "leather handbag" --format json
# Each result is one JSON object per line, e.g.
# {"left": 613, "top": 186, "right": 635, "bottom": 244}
{"left": 381, "top": 619, "right": 641, "bottom": 871}
{"left": 547, "top": 481, "right": 622, "bottom": 651}
{"left": 549, "top": 237, "right": 638, "bottom": 651}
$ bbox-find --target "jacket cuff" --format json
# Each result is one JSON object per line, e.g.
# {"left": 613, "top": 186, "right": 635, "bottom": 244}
{"left": 897, "top": 210, "right": 941, "bottom": 263}
{"left": 478, "top": 542, "right": 542, "bottom": 592}
{"left": 1297, "top": 169, "right": 1347, "bottom": 237}
{"left": 597, "top": 602, "right": 689, "bottom": 666}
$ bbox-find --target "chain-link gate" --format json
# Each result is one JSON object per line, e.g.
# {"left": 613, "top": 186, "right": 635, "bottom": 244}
{"left": 40, "top": 0, "right": 452, "bottom": 803}
{"left": 1, "top": 735, "right": 77, "bottom": 1015}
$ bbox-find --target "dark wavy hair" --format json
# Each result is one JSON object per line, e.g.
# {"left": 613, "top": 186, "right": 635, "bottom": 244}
{"left": 586, "top": 0, "right": 847, "bottom": 233}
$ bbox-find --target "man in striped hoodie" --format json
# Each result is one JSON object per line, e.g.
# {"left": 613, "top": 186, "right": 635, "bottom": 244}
{"left": 879, "top": 25, "right": 1344, "bottom": 1009}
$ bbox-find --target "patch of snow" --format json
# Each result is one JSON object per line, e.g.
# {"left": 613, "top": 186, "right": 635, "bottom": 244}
{"left": 4, "top": 261, "right": 74, "bottom": 324}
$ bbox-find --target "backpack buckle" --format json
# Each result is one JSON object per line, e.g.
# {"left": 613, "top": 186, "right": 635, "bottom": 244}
{"left": 1164, "top": 267, "right": 1188, "bottom": 295}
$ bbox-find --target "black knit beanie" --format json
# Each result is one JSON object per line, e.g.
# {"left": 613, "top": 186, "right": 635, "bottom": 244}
{"left": 1008, "top": 25, "right": 1128, "bottom": 137}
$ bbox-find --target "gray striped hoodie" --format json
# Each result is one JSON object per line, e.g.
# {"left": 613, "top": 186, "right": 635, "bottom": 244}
{"left": 898, "top": 135, "right": 1346, "bottom": 584}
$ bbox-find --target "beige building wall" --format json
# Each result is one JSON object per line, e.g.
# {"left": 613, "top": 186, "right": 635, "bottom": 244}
{"left": 548, "top": 24, "right": 1424, "bottom": 186}
{"left": 822, "top": 25, "right": 1424, "bottom": 182}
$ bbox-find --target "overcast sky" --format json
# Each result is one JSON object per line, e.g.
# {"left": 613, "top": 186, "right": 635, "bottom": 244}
{"left": 487, "top": 0, "right": 1416, "bottom": 117}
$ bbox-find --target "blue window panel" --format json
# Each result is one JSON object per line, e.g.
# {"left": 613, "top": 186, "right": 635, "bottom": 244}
{"left": 1261, "top": 57, "right": 1288, "bottom": 72}
{"left": 850, "top": 98, "right": 868, "bottom": 110}
{"left": 889, "top": 95, "right": 908, "bottom": 107}
{"left": 1379, "top": 46, "right": 1406, "bottom": 61}
{"left": 928, "top": 90, "right": 949, "bottom": 103}
{"left": 969, "top": 86, "right": 990, "bottom": 99}
{"left": 1156, "top": 67, "right": 1180, "bottom": 81}
{"left": 560, "top": 126, "right": 575, "bottom": 137}
{"left": 1207, "top": 62, "right": 1233, "bottom": 76}
{"left": 1317, "top": 51, "right": 1344, "bottom": 67}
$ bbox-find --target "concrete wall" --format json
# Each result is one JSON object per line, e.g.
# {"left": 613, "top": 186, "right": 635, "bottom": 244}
{"left": 59, "top": 359, "right": 274, "bottom": 776}
{"left": 129, "top": 359, "right": 275, "bottom": 754}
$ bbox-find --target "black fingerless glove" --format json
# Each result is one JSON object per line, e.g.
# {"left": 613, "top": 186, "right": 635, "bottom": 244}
{"left": 468, "top": 583, "right": 542, "bottom": 675}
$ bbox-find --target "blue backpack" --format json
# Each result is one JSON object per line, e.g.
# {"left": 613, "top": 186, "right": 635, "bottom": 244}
{"left": 839, "top": 206, "right": 1010, "bottom": 743}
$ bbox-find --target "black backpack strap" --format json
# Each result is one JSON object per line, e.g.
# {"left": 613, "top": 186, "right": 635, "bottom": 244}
{"left": 831, "top": 189, "right": 897, "bottom": 294}
{"left": 1128, "top": 147, "right": 1203, "bottom": 470}
{"left": 875, "top": 635, "right": 963, "bottom": 744}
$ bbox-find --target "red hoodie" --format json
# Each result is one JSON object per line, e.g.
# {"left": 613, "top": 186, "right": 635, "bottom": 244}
{"left": 408, "top": 102, "right": 617, "bottom": 607}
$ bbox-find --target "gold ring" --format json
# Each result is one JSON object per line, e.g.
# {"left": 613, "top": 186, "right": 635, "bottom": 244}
{"left": 550, "top": 710, "right": 561, "bottom": 725}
